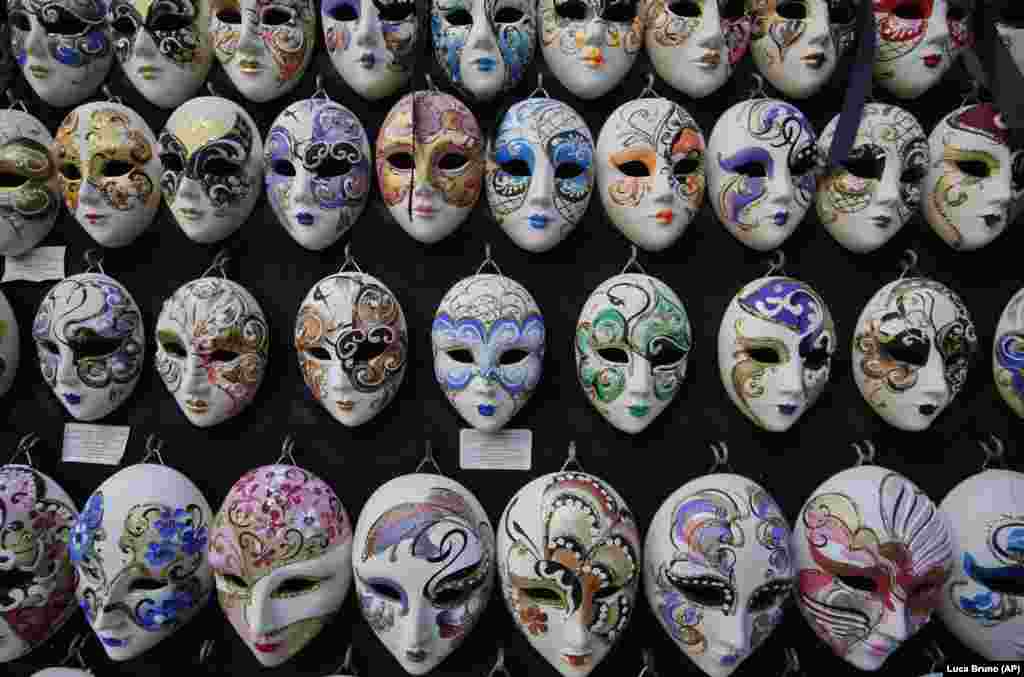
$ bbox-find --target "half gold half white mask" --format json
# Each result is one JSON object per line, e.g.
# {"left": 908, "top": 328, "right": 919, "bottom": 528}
{"left": 0, "top": 110, "right": 59, "bottom": 257}
{"left": 323, "top": 0, "right": 417, "bottom": 99}
{"left": 995, "top": 287, "right": 1024, "bottom": 419}
{"left": 0, "top": 290, "right": 18, "bottom": 397}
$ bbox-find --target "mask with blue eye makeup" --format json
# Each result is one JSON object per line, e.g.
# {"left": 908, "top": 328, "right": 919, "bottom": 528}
{"left": 323, "top": 0, "right": 417, "bottom": 100}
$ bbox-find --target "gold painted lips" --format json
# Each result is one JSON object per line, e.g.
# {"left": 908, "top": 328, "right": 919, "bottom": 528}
{"left": 238, "top": 59, "right": 264, "bottom": 74}
{"left": 29, "top": 65, "right": 49, "bottom": 79}
{"left": 137, "top": 65, "right": 161, "bottom": 80}
{"left": 185, "top": 399, "right": 209, "bottom": 414}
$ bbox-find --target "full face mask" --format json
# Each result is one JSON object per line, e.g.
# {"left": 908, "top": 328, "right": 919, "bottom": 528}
{"left": 9, "top": 0, "right": 112, "bottom": 108}
{"left": 54, "top": 103, "right": 162, "bottom": 249}
{"left": 0, "top": 291, "right": 17, "bottom": 397}
{"left": 266, "top": 98, "right": 371, "bottom": 251}
{"left": 487, "top": 98, "right": 594, "bottom": 252}
{"left": 719, "top": 276, "right": 834, "bottom": 432}
{"left": 852, "top": 277, "right": 977, "bottom": 431}
{"left": 816, "top": 102, "right": 928, "bottom": 254}
{"left": 995, "top": 288, "right": 1024, "bottom": 418}
{"left": 210, "top": 464, "right": 352, "bottom": 666}
{"left": 323, "top": 0, "right": 417, "bottom": 100}
{"left": 159, "top": 97, "right": 262, "bottom": 244}
{"left": 498, "top": 471, "right": 639, "bottom": 676}
{"left": 210, "top": 0, "right": 316, "bottom": 102}
{"left": 378, "top": 92, "right": 484, "bottom": 244}
{"left": 794, "top": 465, "right": 952, "bottom": 670}
{"left": 155, "top": 277, "right": 269, "bottom": 427}
{"left": 0, "top": 464, "right": 77, "bottom": 662}
{"left": 33, "top": 273, "right": 144, "bottom": 421}
{"left": 996, "top": 4, "right": 1024, "bottom": 76}
{"left": 645, "top": 474, "right": 792, "bottom": 676}
{"left": 354, "top": 473, "right": 493, "bottom": 674}
{"left": 924, "top": 104, "right": 1024, "bottom": 251}
{"left": 0, "top": 110, "right": 59, "bottom": 257}
{"left": 596, "top": 98, "right": 705, "bottom": 251}
{"left": 296, "top": 272, "right": 408, "bottom": 426}
{"left": 707, "top": 99, "right": 819, "bottom": 251}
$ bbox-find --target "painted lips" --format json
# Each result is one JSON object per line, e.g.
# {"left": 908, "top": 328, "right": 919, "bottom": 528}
{"left": 64, "top": 393, "right": 82, "bottom": 406}
{"left": 984, "top": 213, "right": 1004, "bottom": 228}
{"left": 561, "top": 653, "right": 591, "bottom": 668}
{"left": 918, "top": 403, "right": 938, "bottom": 416}
{"left": 528, "top": 214, "right": 550, "bottom": 229}
{"left": 778, "top": 404, "right": 798, "bottom": 416}
{"left": 358, "top": 52, "right": 375, "bottom": 68}
{"left": 654, "top": 210, "right": 673, "bottom": 224}
{"left": 337, "top": 400, "right": 355, "bottom": 412}
{"left": 295, "top": 211, "right": 314, "bottom": 226}
{"left": 84, "top": 213, "right": 107, "bottom": 224}
{"left": 254, "top": 642, "right": 281, "bottom": 653}
{"left": 185, "top": 399, "right": 209, "bottom": 415}
{"left": 137, "top": 64, "right": 161, "bottom": 80}
{"left": 923, "top": 54, "right": 942, "bottom": 68}
{"left": 478, "top": 404, "right": 496, "bottom": 417}
{"left": 696, "top": 51, "right": 721, "bottom": 68}
{"left": 238, "top": 59, "right": 264, "bottom": 74}
{"left": 29, "top": 65, "right": 48, "bottom": 79}
{"left": 475, "top": 57, "right": 497, "bottom": 72}
{"left": 628, "top": 404, "right": 650, "bottom": 418}
{"left": 802, "top": 52, "right": 827, "bottom": 69}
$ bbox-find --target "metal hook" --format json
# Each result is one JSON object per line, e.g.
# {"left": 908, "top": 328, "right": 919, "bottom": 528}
{"left": 62, "top": 633, "right": 90, "bottom": 670}
{"left": 333, "top": 645, "right": 357, "bottom": 676}
{"left": 530, "top": 71, "right": 550, "bottom": 99}
{"left": 475, "top": 242, "right": 505, "bottom": 277}
{"left": 925, "top": 642, "right": 945, "bottom": 672}
{"left": 897, "top": 249, "right": 919, "bottom": 280}
{"left": 83, "top": 249, "right": 106, "bottom": 275}
{"left": 560, "top": 441, "right": 586, "bottom": 473}
{"left": 101, "top": 84, "right": 123, "bottom": 105}
{"left": 142, "top": 434, "right": 166, "bottom": 465}
{"left": 637, "top": 71, "right": 657, "bottom": 99}
{"left": 276, "top": 435, "right": 299, "bottom": 467}
{"left": 619, "top": 245, "right": 649, "bottom": 276}
{"left": 980, "top": 434, "right": 1008, "bottom": 471}
{"left": 780, "top": 647, "right": 801, "bottom": 676}
{"left": 487, "top": 646, "right": 511, "bottom": 677}
{"left": 9, "top": 432, "right": 40, "bottom": 467}
{"left": 708, "top": 441, "right": 733, "bottom": 473}
{"left": 338, "top": 242, "right": 365, "bottom": 275}
{"left": 5, "top": 89, "right": 27, "bottom": 113}
{"left": 313, "top": 73, "right": 329, "bottom": 100}
{"left": 202, "top": 249, "right": 232, "bottom": 279}
{"left": 205, "top": 81, "right": 219, "bottom": 98}
{"left": 748, "top": 72, "right": 767, "bottom": 100}
{"left": 415, "top": 440, "right": 443, "bottom": 475}
{"left": 852, "top": 440, "right": 877, "bottom": 466}
{"left": 766, "top": 250, "right": 787, "bottom": 276}
{"left": 637, "top": 648, "right": 656, "bottom": 677}
{"left": 199, "top": 639, "right": 216, "bottom": 665}
{"left": 960, "top": 77, "right": 983, "bottom": 109}
{"left": 425, "top": 73, "right": 439, "bottom": 92}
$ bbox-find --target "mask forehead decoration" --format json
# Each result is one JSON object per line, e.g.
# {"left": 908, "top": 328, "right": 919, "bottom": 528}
{"left": 323, "top": 0, "right": 417, "bottom": 100}
{"left": 0, "top": 291, "right": 17, "bottom": 397}
{"left": 794, "top": 465, "right": 952, "bottom": 670}
{"left": 266, "top": 98, "right": 371, "bottom": 251}
{"left": 996, "top": 288, "right": 1024, "bottom": 419}
{"left": 0, "top": 110, "right": 59, "bottom": 257}
{"left": 354, "top": 473, "right": 494, "bottom": 674}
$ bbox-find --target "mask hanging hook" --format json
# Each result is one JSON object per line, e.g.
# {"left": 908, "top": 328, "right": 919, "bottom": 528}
{"left": 560, "top": 440, "right": 586, "bottom": 473}
{"left": 5, "top": 89, "right": 27, "bottom": 113}
{"left": 980, "top": 433, "right": 1007, "bottom": 471}
{"left": 897, "top": 248, "right": 919, "bottom": 280}
{"left": 62, "top": 633, "right": 91, "bottom": 671}
{"left": 766, "top": 249, "right": 787, "bottom": 277}
{"left": 313, "top": 74, "right": 329, "bottom": 101}
{"left": 83, "top": 249, "right": 106, "bottom": 275}
{"left": 529, "top": 71, "right": 550, "bottom": 99}
{"left": 202, "top": 249, "right": 232, "bottom": 279}
{"left": 425, "top": 73, "right": 439, "bottom": 93}
{"left": 206, "top": 81, "right": 220, "bottom": 98}
{"left": 780, "top": 647, "right": 802, "bottom": 676}
{"left": 487, "top": 646, "right": 510, "bottom": 677}
{"left": 276, "top": 434, "right": 299, "bottom": 467}
{"left": 333, "top": 645, "right": 357, "bottom": 676}
{"left": 198, "top": 639, "right": 217, "bottom": 666}
{"left": 142, "top": 434, "right": 166, "bottom": 465}
{"left": 747, "top": 72, "right": 767, "bottom": 101}
{"left": 637, "top": 648, "right": 656, "bottom": 677}
{"left": 637, "top": 71, "right": 658, "bottom": 100}
{"left": 708, "top": 441, "right": 733, "bottom": 473}
{"left": 852, "top": 439, "right": 876, "bottom": 466}
{"left": 338, "top": 243, "right": 365, "bottom": 275}
{"left": 415, "top": 439, "right": 443, "bottom": 475}
{"left": 475, "top": 242, "right": 505, "bottom": 277}
{"left": 960, "top": 76, "right": 984, "bottom": 109}
{"left": 9, "top": 432, "right": 40, "bottom": 467}
{"left": 619, "top": 244, "right": 648, "bottom": 276}
{"left": 925, "top": 642, "right": 945, "bottom": 673}
{"left": 101, "top": 84, "right": 123, "bottom": 106}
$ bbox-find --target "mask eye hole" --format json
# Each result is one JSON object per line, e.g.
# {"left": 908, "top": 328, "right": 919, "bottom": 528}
{"left": 0, "top": 173, "right": 26, "bottom": 189}
{"left": 327, "top": 2, "right": 358, "bottom": 21}
{"left": 38, "top": 339, "right": 60, "bottom": 355}
{"left": 498, "top": 159, "right": 531, "bottom": 177}
{"left": 216, "top": 7, "right": 242, "bottom": 23}
{"left": 102, "top": 160, "right": 135, "bottom": 178}
{"left": 880, "top": 330, "right": 929, "bottom": 366}
{"left": 272, "top": 577, "right": 320, "bottom": 599}
{"left": 838, "top": 573, "right": 878, "bottom": 593}
{"left": 111, "top": 16, "right": 137, "bottom": 34}
{"left": 272, "top": 159, "right": 296, "bottom": 177}
{"left": 445, "top": 8, "right": 473, "bottom": 25}
{"left": 307, "top": 346, "right": 332, "bottom": 360}
{"left": 790, "top": 149, "right": 819, "bottom": 177}
{"left": 209, "top": 349, "right": 239, "bottom": 363}
{"left": 601, "top": 1, "right": 636, "bottom": 23}
{"left": 720, "top": 0, "right": 745, "bottom": 19}
{"left": 445, "top": 348, "right": 475, "bottom": 364}
{"left": 1000, "top": 5, "right": 1024, "bottom": 27}
{"left": 494, "top": 6, "right": 525, "bottom": 22}
{"left": 732, "top": 161, "right": 767, "bottom": 179}
{"left": 555, "top": 162, "right": 584, "bottom": 180}
{"left": 438, "top": 153, "right": 468, "bottom": 171}
{"left": 60, "top": 163, "right": 82, "bottom": 181}
{"left": 776, "top": 0, "right": 807, "bottom": 20}
{"left": 829, "top": 0, "right": 856, "bottom": 23}
{"left": 129, "top": 577, "right": 166, "bottom": 592}
{"left": 900, "top": 165, "right": 925, "bottom": 184}
{"left": 946, "top": 5, "right": 967, "bottom": 22}
{"left": 615, "top": 160, "right": 650, "bottom": 177}
{"left": 220, "top": 573, "right": 249, "bottom": 589}
{"left": 747, "top": 346, "right": 781, "bottom": 364}
{"left": 353, "top": 341, "right": 387, "bottom": 362}
{"left": 160, "top": 339, "right": 187, "bottom": 359}
{"left": 892, "top": 0, "right": 926, "bottom": 20}
{"left": 955, "top": 159, "right": 990, "bottom": 179}
{"left": 667, "top": 0, "right": 700, "bottom": 17}
{"left": 387, "top": 152, "right": 414, "bottom": 171}
{"left": 672, "top": 577, "right": 733, "bottom": 608}
{"left": 649, "top": 343, "right": 686, "bottom": 368}
{"left": 161, "top": 153, "right": 184, "bottom": 174}
{"left": 72, "top": 335, "right": 123, "bottom": 359}
{"left": 555, "top": 0, "right": 587, "bottom": 21}
{"left": 379, "top": 2, "right": 414, "bottom": 20}
{"left": 261, "top": 6, "right": 293, "bottom": 25}
{"left": 150, "top": 13, "right": 192, "bottom": 31}
{"left": 43, "top": 9, "right": 88, "bottom": 35}
{"left": 521, "top": 586, "right": 562, "bottom": 605}
{"left": 672, "top": 157, "right": 701, "bottom": 177}
{"left": 10, "top": 11, "right": 30, "bottom": 31}
{"left": 431, "top": 587, "right": 472, "bottom": 607}
{"left": 203, "top": 158, "right": 239, "bottom": 177}
{"left": 843, "top": 149, "right": 885, "bottom": 180}
{"left": 802, "top": 344, "right": 831, "bottom": 370}
{"left": 369, "top": 581, "right": 403, "bottom": 602}
{"left": 747, "top": 581, "right": 791, "bottom": 612}
{"left": 499, "top": 348, "right": 530, "bottom": 365}
{"left": 597, "top": 347, "right": 630, "bottom": 364}
{"left": 315, "top": 157, "right": 353, "bottom": 178}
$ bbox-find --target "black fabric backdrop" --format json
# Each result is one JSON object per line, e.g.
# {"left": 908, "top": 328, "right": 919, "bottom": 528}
{"left": 3, "top": 2, "right": 1021, "bottom": 675}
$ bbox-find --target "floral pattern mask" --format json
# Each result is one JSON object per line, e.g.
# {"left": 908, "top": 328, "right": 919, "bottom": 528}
{"left": 0, "top": 291, "right": 17, "bottom": 398}
{"left": 323, "top": 0, "right": 417, "bottom": 100}
{"left": 0, "top": 111, "right": 59, "bottom": 258}
{"left": 995, "top": 287, "right": 1024, "bottom": 419}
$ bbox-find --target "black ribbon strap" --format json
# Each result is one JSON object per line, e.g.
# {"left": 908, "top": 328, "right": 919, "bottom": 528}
{"left": 829, "top": 0, "right": 877, "bottom": 170}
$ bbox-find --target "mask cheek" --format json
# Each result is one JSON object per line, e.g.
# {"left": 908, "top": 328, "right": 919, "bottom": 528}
{"left": 653, "top": 364, "right": 682, "bottom": 401}
{"left": 383, "top": 18, "right": 418, "bottom": 64}
{"left": 266, "top": 24, "right": 311, "bottom": 81}
{"left": 434, "top": 159, "right": 483, "bottom": 208}
{"left": 97, "top": 169, "right": 157, "bottom": 211}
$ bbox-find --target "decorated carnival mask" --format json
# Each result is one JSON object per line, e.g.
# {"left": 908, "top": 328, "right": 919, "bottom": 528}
{"left": 266, "top": 98, "right": 371, "bottom": 250}
{"left": 71, "top": 463, "right": 212, "bottom": 660}
{"left": 159, "top": 97, "right": 262, "bottom": 244}
{"left": 498, "top": 471, "right": 639, "bottom": 676}
{"left": 155, "top": 277, "right": 269, "bottom": 427}
{"left": 54, "top": 103, "right": 162, "bottom": 248}
{"left": 0, "top": 110, "right": 60, "bottom": 257}
{"left": 596, "top": 99, "right": 705, "bottom": 251}
{"left": 817, "top": 103, "right": 928, "bottom": 254}
{"left": 0, "top": 464, "right": 77, "bottom": 662}
{"left": 996, "top": 4, "right": 1024, "bottom": 76}
{"left": 852, "top": 277, "right": 977, "bottom": 431}
{"left": 354, "top": 473, "right": 493, "bottom": 674}
{"left": 995, "top": 288, "right": 1024, "bottom": 418}
{"left": 707, "top": 99, "right": 818, "bottom": 251}
{"left": 33, "top": 273, "right": 144, "bottom": 421}
{"left": 924, "top": 104, "right": 1024, "bottom": 251}
{"left": 296, "top": 272, "right": 408, "bottom": 426}
{"left": 432, "top": 274, "right": 544, "bottom": 432}
{"left": 210, "top": 464, "right": 352, "bottom": 666}
{"left": 10, "top": 0, "right": 112, "bottom": 107}
{"left": 323, "top": 0, "right": 417, "bottom": 100}
{"left": 211, "top": 0, "right": 316, "bottom": 102}
{"left": 487, "top": 98, "right": 594, "bottom": 252}
{"left": 719, "top": 276, "right": 834, "bottom": 432}
{"left": 0, "top": 291, "right": 17, "bottom": 397}
{"left": 645, "top": 474, "right": 792, "bottom": 676}
{"left": 794, "top": 465, "right": 952, "bottom": 670}
{"left": 643, "top": 0, "right": 752, "bottom": 98}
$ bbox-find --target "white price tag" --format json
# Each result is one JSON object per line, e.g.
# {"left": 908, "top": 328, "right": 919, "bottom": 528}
{"left": 3, "top": 246, "right": 66, "bottom": 283}
{"left": 459, "top": 429, "right": 532, "bottom": 471}
{"left": 62, "top": 424, "right": 131, "bottom": 465}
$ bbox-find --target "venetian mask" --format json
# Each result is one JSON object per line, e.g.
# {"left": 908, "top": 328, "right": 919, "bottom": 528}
{"left": 159, "top": 97, "right": 262, "bottom": 244}
{"left": 996, "top": 4, "right": 1024, "bottom": 76}
{"left": 0, "top": 291, "right": 17, "bottom": 397}
{"left": 210, "top": 0, "right": 316, "bottom": 102}
{"left": 53, "top": 103, "right": 162, "bottom": 249}
{"left": 108, "top": 0, "right": 211, "bottom": 108}
{"left": 0, "top": 110, "right": 60, "bottom": 257}
{"left": 354, "top": 473, "right": 493, "bottom": 674}
{"left": 924, "top": 104, "right": 1024, "bottom": 251}
{"left": 794, "top": 465, "right": 952, "bottom": 670}
{"left": 852, "top": 277, "right": 977, "bottom": 431}
{"left": 487, "top": 98, "right": 594, "bottom": 252}
{"left": 323, "top": 0, "right": 417, "bottom": 100}
{"left": 210, "top": 464, "right": 352, "bottom": 666}
{"left": 0, "top": 464, "right": 77, "bottom": 663}
{"left": 378, "top": 91, "right": 484, "bottom": 244}
{"left": 295, "top": 272, "right": 408, "bottom": 426}
{"left": 10, "top": 0, "right": 112, "bottom": 108}
{"left": 707, "top": 99, "right": 819, "bottom": 251}
{"left": 498, "top": 471, "right": 639, "bottom": 676}
{"left": 33, "top": 273, "right": 144, "bottom": 421}
{"left": 576, "top": 273, "right": 691, "bottom": 433}
{"left": 155, "top": 277, "right": 269, "bottom": 427}
{"left": 266, "top": 98, "right": 371, "bottom": 251}
{"left": 645, "top": 474, "right": 792, "bottom": 676}
{"left": 872, "top": 0, "right": 972, "bottom": 99}
{"left": 995, "top": 288, "right": 1024, "bottom": 418}
{"left": 816, "top": 102, "right": 928, "bottom": 254}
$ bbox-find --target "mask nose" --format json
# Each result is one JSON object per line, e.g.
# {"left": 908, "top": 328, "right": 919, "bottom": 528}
{"left": 769, "top": 167, "right": 795, "bottom": 207}
{"left": 713, "top": 613, "right": 750, "bottom": 661}
{"left": 401, "top": 597, "right": 433, "bottom": 655}
{"left": 528, "top": 159, "right": 554, "bottom": 208}
{"left": 775, "top": 359, "right": 804, "bottom": 398}
{"left": 471, "top": 362, "right": 498, "bottom": 396}
{"left": 583, "top": 19, "right": 605, "bottom": 47}
{"left": 25, "top": 21, "right": 47, "bottom": 59}
{"left": 468, "top": 12, "right": 497, "bottom": 51}
{"left": 92, "top": 603, "right": 130, "bottom": 632}
{"left": 79, "top": 180, "right": 102, "bottom": 207}
{"left": 626, "top": 357, "right": 653, "bottom": 399}
{"left": 926, "top": 6, "right": 951, "bottom": 47}
{"left": 563, "top": 613, "right": 591, "bottom": 653}
{"left": 56, "top": 352, "right": 79, "bottom": 386}
{"left": 182, "top": 353, "right": 210, "bottom": 396}
{"left": 875, "top": 600, "right": 910, "bottom": 645}
{"left": 175, "top": 176, "right": 202, "bottom": 205}
{"left": 917, "top": 347, "right": 951, "bottom": 406}
{"left": 986, "top": 173, "right": 1013, "bottom": 210}
{"left": 246, "top": 588, "right": 278, "bottom": 638}
{"left": 874, "top": 169, "right": 901, "bottom": 209}
{"left": 237, "top": 20, "right": 264, "bottom": 56}
{"left": 133, "top": 27, "right": 159, "bottom": 60}
{"left": 651, "top": 170, "right": 674, "bottom": 205}
{"left": 354, "top": 6, "right": 379, "bottom": 47}
{"left": 329, "top": 363, "right": 353, "bottom": 394}
{"left": 293, "top": 165, "right": 316, "bottom": 206}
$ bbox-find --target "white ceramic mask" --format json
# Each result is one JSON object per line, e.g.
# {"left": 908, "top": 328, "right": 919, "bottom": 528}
{"left": 817, "top": 102, "right": 929, "bottom": 254}
{"left": 159, "top": 97, "right": 262, "bottom": 244}
{"left": 0, "top": 110, "right": 59, "bottom": 257}
{"left": 794, "top": 465, "right": 952, "bottom": 670}
{"left": 33, "top": 273, "right": 144, "bottom": 421}
{"left": 487, "top": 97, "right": 594, "bottom": 252}
{"left": 432, "top": 273, "right": 544, "bottom": 432}
{"left": 323, "top": 0, "right": 417, "bottom": 100}
{"left": 9, "top": 0, "right": 113, "bottom": 108}
{"left": 266, "top": 98, "right": 371, "bottom": 250}
{"left": 997, "top": 6, "right": 1024, "bottom": 76}
{"left": 0, "top": 464, "right": 77, "bottom": 662}
{"left": 155, "top": 277, "right": 269, "bottom": 427}
{"left": 924, "top": 104, "right": 1024, "bottom": 251}
{"left": 354, "top": 473, "right": 494, "bottom": 674}
{"left": 646, "top": 474, "right": 792, "bottom": 676}
{"left": 852, "top": 277, "right": 977, "bottom": 431}
{"left": 498, "top": 471, "right": 639, "bottom": 676}
{"left": 296, "top": 272, "right": 408, "bottom": 426}
{"left": 210, "top": 464, "right": 353, "bottom": 666}
{"left": 71, "top": 463, "right": 213, "bottom": 660}
{"left": 995, "top": 288, "right": 1024, "bottom": 418}
{"left": 576, "top": 273, "right": 691, "bottom": 433}
{"left": 719, "top": 275, "right": 834, "bottom": 432}
{"left": 53, "top": 103, "right": 162, "bottom": 248}
{"left": 707, "top": 99, "right": 818, "bottom": 251}
{"left": 211, "top": 0, "right": 316, "bottom": 102}
{"left": 0, "top": 289, "right": 19, "bottom": 397}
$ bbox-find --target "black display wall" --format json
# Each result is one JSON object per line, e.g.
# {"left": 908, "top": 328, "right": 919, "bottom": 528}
{"left": 3, "top": 2, "right": 1021, "bottom": 676}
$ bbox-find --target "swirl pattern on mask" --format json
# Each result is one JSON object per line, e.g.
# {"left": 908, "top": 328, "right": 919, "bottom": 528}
{"left": 0, "top": 133, "right": 58, "bottom": 238}
{"left": 646, "top": 0, "right": 752, "bottom": 65}
{"left": 210, "top": 0, "right": 315, "bottom": 83}
{"left": 949, "top": 517, "right": 1024, "bottom": 625}
{"left": 541, "top": 0, "right": 642, "bottom": 56}
{"left": 10, "top": 0, "right": 110, "bottom": 68}
{"left": 324, "top": 0, "right": 417, "bottom": 73}
{"left": 108, "top": 0, "right": 202, "bottom": 68}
